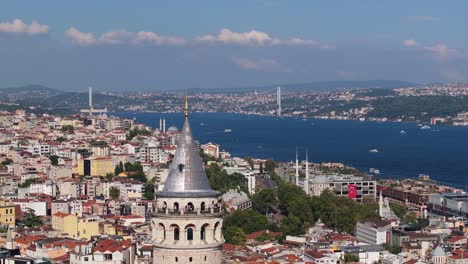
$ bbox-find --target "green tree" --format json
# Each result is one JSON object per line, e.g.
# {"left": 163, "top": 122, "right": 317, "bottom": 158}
{"left": 344, "top": 254, "right": 360, "bottom": 263}
{"left": 105, "top": 173, "right": 114, "bottom": 182}
{"left": 390, "top": 203, "right": 407, "bottom": 219}
{"left": 61, "top": 125, "right": 74, "bottom": 134}
{"left": 265, "top": 159, "right": 276, "bottom": 173}
{"left": 143, "top": 183, "right": 155, "bottom": 200}
{"left": 115, "top": 161, "right": 124, "bottom": 175}
{"left": 49, "top": 155, "right": 59, "bottom": 166}
{"left": 280, "top": 214, "right": 304, "bottom": 236}
{"left": 19, "top": 178, "right": 37, "bottom": 188}
{"left": 22, "top": 208, "right": 43, "bottom": 227}
{"left": 109, "top": 186, "right": 120, "bottom": 199}
{"left": 404, "top": 212, "right": 417, "bottom": 223}
{"left": 223, "top": 226, "right": 247, "bottom": 246}
{"left": 128, "top": 172, "right": 148, "bottom": 183}
{"left": 223, "top": 209, "right": 273, "bottom": 234}
{"left": 1, "top": 159, "right": 13, "bottom": 166}
{"left": 56, "top": 136, "right": 67, "bottom": 142}
{"left": 127, "top": 128, "right": 151, "bottom": 140}
{"left": 252, "top": 189, "right": 278, "bottom": 214}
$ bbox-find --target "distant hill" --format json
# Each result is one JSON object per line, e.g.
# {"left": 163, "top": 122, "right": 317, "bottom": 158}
{"left": 186, "top": 80, "right": 417, "bottom": 93}
{"left": 0, "top": 84, "right": 63, "bottom": 100}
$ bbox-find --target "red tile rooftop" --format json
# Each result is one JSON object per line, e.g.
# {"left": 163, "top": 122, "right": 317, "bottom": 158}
{"left": 447, "top": 236, "right": 467, "bottom": 243}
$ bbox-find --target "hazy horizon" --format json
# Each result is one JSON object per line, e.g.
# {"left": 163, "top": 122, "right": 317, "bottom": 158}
{"left": 1, "top": 1, "right": 467, "bottom": 91}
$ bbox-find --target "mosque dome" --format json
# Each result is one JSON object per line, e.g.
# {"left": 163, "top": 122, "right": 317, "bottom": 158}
{"left": 166, "top": 126, "right": 179, "bottom": 133}
{"left": 312, "top": 175, "right": 328, "bottom": 184}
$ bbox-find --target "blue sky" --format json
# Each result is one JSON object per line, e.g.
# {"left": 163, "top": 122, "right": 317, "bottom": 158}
{"left": 0, "top": 0, "right": 467, "bottom": 91}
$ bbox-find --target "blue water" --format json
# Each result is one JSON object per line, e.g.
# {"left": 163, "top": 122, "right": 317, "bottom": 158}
{"left": 114, "top": 112, "right": 468, "bottom": 188}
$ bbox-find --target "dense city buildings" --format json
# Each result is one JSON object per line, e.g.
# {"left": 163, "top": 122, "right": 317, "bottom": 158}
{"left": 0, "top": 104, "right": 465, "bottom": 263}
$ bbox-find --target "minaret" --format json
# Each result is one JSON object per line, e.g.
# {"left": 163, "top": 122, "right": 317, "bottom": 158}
{"left": 163, "top": 118, "right": 166, "bottom": 134}
{"left": 295, "top": 147, "right": 299, "bottom": 186}
{"left": 151, "top": 91, "right": 224, "bottom": 264}
{"left": 304, "top": 148, "right": 309, "bottom": 195}
{"left": 6, "top": 226, "right": 12, "bottom": 250}
{"left": 379, "top": 187, "right": 384, "bottom": 218}
{"left": 160, "top": 117, "right": 162, "bottom": 131}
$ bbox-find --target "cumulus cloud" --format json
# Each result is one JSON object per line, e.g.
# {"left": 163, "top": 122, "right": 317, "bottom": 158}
{"left": 198, "top": 28, "right": 273, "bottom": 45}
{"left": 0, "top": 18, "right": 49, "bottom": 35}
{"left": 232, "top": 57, "right": 289, "bottom": 72}
{"left": 403, "top": 39, "right": 418, "bottom": 47}
{"left": 65, "top": 27, "right": 186, "bottom": 46}
{"left": 402, "top": 39, "right": 462, "bottom": 61}
{"left": 198, "top": 28, "right": 330, "bottom": 48}
{"left": 66, "top": 27, "right": 96, "bottom": 46}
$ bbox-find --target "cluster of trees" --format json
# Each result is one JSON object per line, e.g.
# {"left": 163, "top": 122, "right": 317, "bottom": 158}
{"left": 22, "top": 208, "right": 43, "bottom": 227}
{"left": 127, "top": 128, "right": 151, "bottom": 140}
{"left": 206, "top": 164, "right": 249, "bottom": 194}
{"left": 222, "top": 163, "right": 384, "bottom": 245}
{"left": 49, "top": 155, "right": 59, "bottom": 166}
{"left": 60, "top": 125, "right": 74, "bottom": 134}
{"left": 113, "top": 161, "right": 154, "bottom": 200}
{"left": 370, "top": 96, "right": 468, "bottom": 121}
{"left": 114, "top": 161, "right": 147, "bottom": 182}
{"left": 19, "top": 178, "right": 37, "bottom": 188}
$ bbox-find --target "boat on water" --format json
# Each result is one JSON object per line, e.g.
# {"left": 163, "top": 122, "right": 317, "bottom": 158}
{"left": 420, "top": 125, "right": 431, "bottom": 130}
{"left": 418, "top": 174, "right": 430, "bottom": 181}
{"left": 224, "top": 129, "right": 232, "bottom": 133}
{"left": 369, "top": 148, "right": 379, "bottom": 153}
{"left": 400, "top": 130, "right": 406, "bottom": 134}
{"left": 369, "top": 168, "right": 380, "bottom": 174}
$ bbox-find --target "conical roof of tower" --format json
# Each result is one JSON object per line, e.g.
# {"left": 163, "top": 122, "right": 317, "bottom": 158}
{"left": 158, "top": 118, "right": 219, "bottom": 198}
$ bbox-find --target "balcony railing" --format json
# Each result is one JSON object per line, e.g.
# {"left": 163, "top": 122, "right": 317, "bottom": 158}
{"left": 153, "top": 207, "right": 223, "bottom": 217}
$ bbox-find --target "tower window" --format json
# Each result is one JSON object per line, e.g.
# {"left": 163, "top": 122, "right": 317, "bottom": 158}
{"left": 174, "top": 228, "right": 180, "bottom": 240}
{"left": 201, "top": 225, "right": 207, "bottom": 240}
{"left": 178, "top": 164, "right": 184, "bottom": 172}
{"left": 205, "top": 256, "right": 207, "bottom": 261}
{"left": 189, "top": 257, "right": 193, "bottom": 262}
{"left": 175, "top": 257, "right": 178, "bottom": 262}
{"left": 187, "top": 228, "right": 193, "bottom": 241}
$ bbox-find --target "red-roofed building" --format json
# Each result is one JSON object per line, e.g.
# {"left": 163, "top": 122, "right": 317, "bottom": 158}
{"left": 448, "top": 236, "right": 467, "bottom": 250}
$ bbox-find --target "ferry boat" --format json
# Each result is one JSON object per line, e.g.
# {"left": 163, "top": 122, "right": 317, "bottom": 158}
{"left": 369, "top": 149, "right": 379, "bottom": 153}
{"left": 224, "top": 129, "right": 232, "bottom": 133}
{"left": 418, "top": 174, "right": 430, "bottom": 181}
{"left": 369, "top": 168, "right": 380, "bottom": 174}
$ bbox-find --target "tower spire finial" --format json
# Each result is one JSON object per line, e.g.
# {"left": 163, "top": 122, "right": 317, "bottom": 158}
{"left": 184, "top": 89, "right": 189, "bottom": 118}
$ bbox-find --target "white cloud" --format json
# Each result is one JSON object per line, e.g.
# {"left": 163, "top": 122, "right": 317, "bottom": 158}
{"left": 406, "top": 16, "right": 438, "bottom": 22}
{"left": 403, "top": 39, "right": 418, "bottom": 47}
{"left": 198, "top": 28, "right": 330, "bottom": 48}
{"left": 66, "top": 27, "right": 186, "bottom": 46}
{"left": 423, "top": 44, "right": 461, "bottom": 60}
{"left": 232, "top": 57, "right": 289, "bottom": 72}
{"left": 198, "top": 28, "right": 273, "bottom": 46}
{"left": 66, "top": 27, "right": 96, "bottom": 46}
{"left": 402, "top": 39, "right": 462, "bottom": 61}
{"left": 0, "top": 19, "right": 49, "bottom": 35}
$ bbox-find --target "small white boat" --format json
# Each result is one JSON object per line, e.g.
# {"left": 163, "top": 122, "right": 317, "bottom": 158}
{"left": 369, "top": 168, "right": 380, "bottom": 174}
{"left": 369, "top": 149, "right": 379, "bottom": 153}
{"left": 400, "top": 130, "right": 406, "bottom": 134}
{"left": 420, "top": 125, "right": 431, "bottom": 130}
{"left": 224, "top": 129, "right": 232, "bottom": 133}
